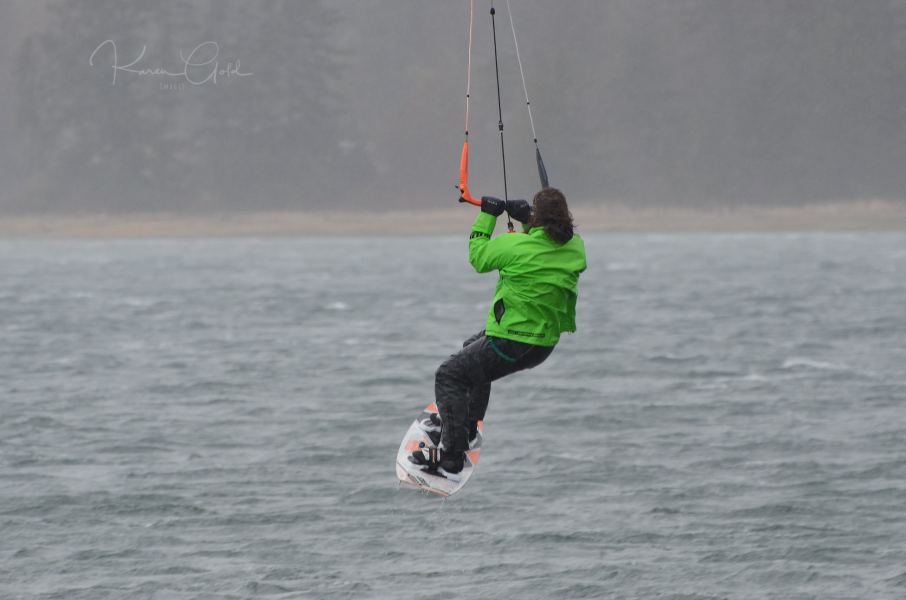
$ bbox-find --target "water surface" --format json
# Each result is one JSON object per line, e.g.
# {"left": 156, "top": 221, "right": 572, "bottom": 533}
{"left": 1, "top": 233, "right": 905, "bottom": 599}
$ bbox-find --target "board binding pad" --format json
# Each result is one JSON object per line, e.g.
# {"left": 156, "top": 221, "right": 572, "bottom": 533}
{"left": 395, "top": 403, "right": 483, "bottom": 497}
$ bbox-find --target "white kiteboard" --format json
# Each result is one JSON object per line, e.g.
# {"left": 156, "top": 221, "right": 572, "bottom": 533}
{"left": 395, "top": 402, "right": 483, "bottom": 497}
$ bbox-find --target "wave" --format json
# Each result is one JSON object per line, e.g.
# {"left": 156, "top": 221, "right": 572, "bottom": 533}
{"left": 782, "top": 357, "right": 850, "bottom": 371}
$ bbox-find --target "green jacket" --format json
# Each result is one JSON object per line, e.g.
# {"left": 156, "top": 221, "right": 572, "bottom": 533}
{"left": 469, "top": 211, "right": 587, "bottom": 347}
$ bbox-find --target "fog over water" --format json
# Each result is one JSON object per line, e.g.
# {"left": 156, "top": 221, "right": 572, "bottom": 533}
{"left": 2, "top": 1, "right": 906, "bottom": 214}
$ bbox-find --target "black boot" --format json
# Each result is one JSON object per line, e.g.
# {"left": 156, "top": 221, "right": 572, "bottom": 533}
{"left": 419, "top": 412, "right": 441, "bottom": 432}
{"left": 468, "top": 421, "right": 480, "bottom": 446}
{"left": 438, "top": 449, "right": 465, "bottom": 479}
{"left": 408, "top": 443, "right": 438, "bottom": 467}
{"left": 409, "top": 447, "right": 463, "bottom": 482}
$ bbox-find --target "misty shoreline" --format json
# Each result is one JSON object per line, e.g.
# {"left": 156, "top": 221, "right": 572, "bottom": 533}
{"left": 1, "top": 201, "right": 905, "bottom": 238}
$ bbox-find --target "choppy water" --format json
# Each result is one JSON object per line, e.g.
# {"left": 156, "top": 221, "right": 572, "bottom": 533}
{"left": 1, "top": 233, "right": 905, "bottom": 599}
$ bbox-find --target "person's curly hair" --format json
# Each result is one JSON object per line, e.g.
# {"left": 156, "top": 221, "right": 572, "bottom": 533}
{"left": 527, "top": 187, "right": 575, "bottom": 244}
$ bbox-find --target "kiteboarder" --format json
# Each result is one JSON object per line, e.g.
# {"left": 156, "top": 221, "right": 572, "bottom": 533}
{"left": 412, "top": 188, "right": 586, "bottom": 479}
{"left": 406, "top": 2, "right": 585, "bottom": 482}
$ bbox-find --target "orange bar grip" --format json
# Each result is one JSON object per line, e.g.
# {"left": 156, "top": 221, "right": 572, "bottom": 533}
{"left": 458, "top": 140, "right": 481, "bottom": 206}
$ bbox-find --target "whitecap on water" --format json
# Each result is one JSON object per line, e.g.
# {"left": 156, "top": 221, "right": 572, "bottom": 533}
{"left": 782, "top": 357, "right": 849, "bottom": 371}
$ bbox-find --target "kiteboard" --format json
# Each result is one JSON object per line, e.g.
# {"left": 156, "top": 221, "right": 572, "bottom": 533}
{"left": 395, "top": 403, "right": 483, "bottom": 497}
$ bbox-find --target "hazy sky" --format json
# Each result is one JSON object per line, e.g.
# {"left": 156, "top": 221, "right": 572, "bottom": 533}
{"left": 3, "top": 0, "right": 906, "bottom": 214}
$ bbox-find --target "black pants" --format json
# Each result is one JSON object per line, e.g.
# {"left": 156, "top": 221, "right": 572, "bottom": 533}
{"left": 435, "top": 330, "right": 555, "bottom": 453}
